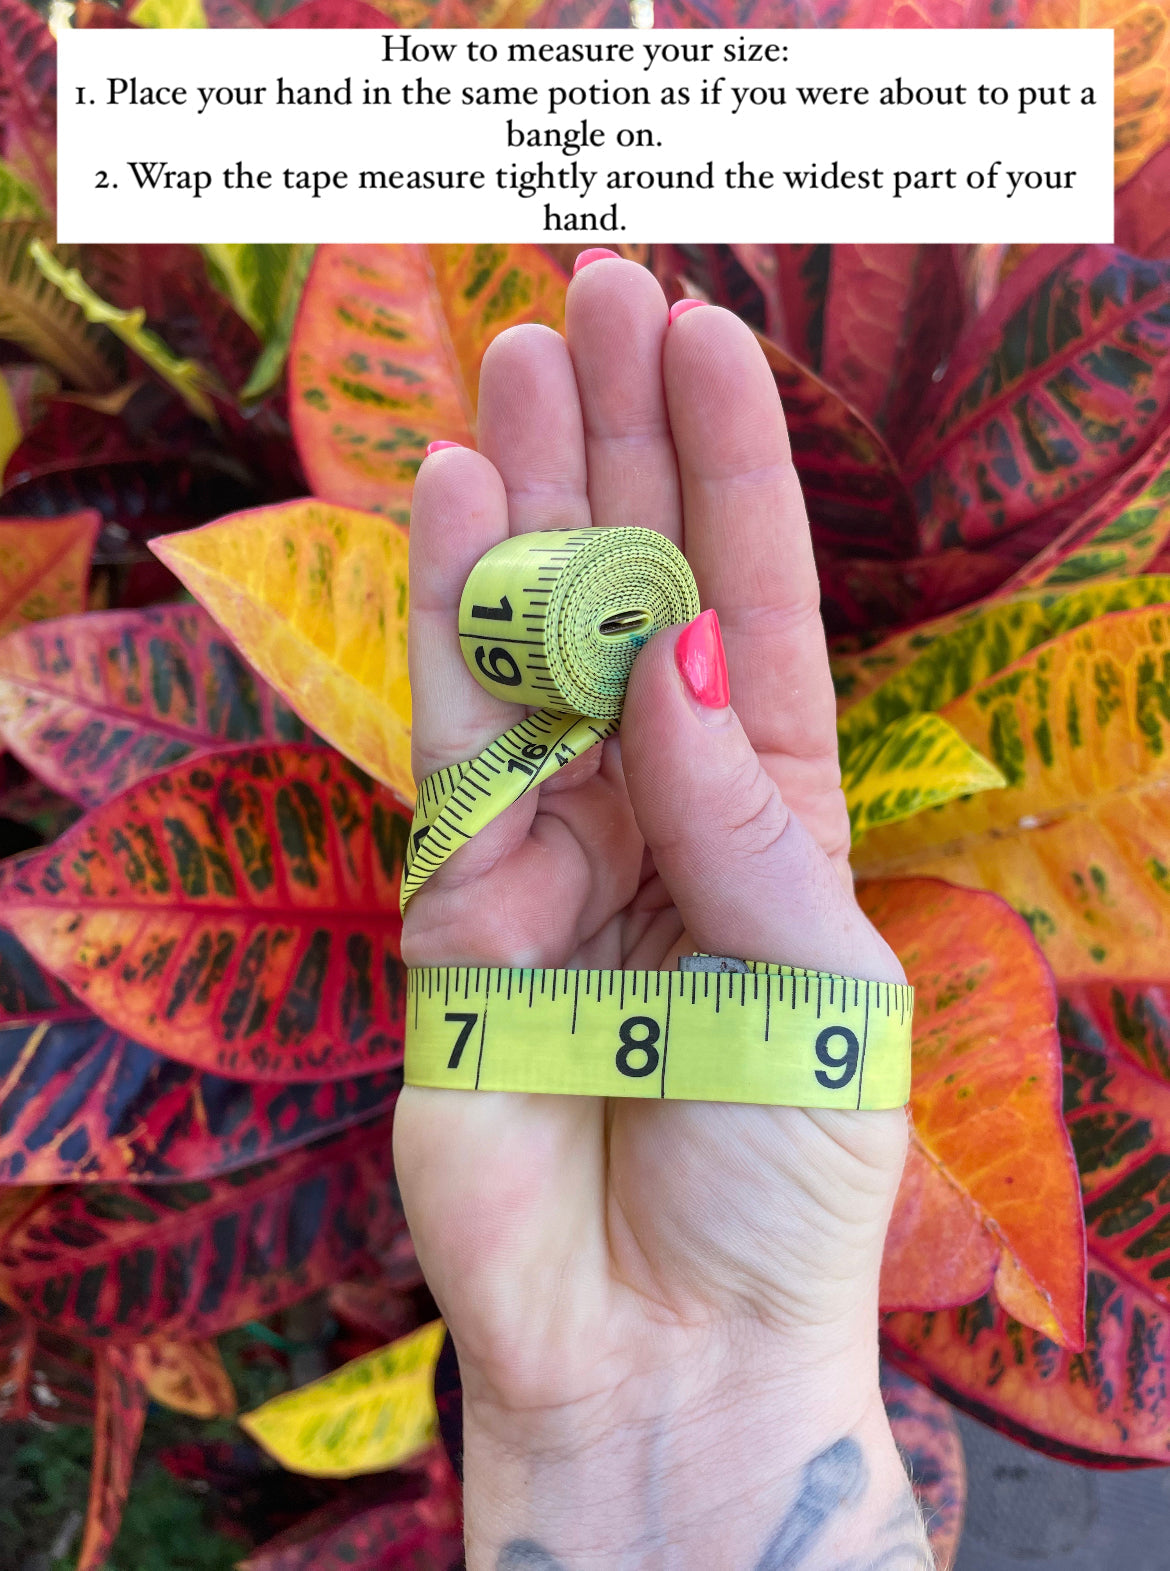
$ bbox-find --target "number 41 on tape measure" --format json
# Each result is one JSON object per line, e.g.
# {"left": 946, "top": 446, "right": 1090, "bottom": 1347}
{"left": 405, "top": 956, "right": 912, "bottom": 1111}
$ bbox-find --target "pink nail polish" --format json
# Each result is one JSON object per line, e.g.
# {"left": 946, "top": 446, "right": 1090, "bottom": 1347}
{"left": 675, "top": 609, "right": 730, "bottom": 709}
{"left": 573, "top": 248, "right": 621, "bottom": 274}
{"left": 669, "top": 298, "right": 706, "bottom": 324}
{"left": 424, "top": 441, "right": 462, "bottom": 457}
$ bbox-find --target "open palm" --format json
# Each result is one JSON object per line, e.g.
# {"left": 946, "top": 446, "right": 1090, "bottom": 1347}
{"left": 392, "top": 258, "right": 908, "bottom": 1432}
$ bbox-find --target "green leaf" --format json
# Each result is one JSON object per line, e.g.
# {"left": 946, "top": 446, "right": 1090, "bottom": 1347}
{"left": 201, "top": 242, "right": 315, "bottom": 399}
{"left": 28, "top": 238, "right": 217, "bottom": 422}
{"left": 0, "top": 162, "right": 45, "bottom": 222}
{"left": 837, "top": 574, "right": 1170, "bottom": 759}
{"left": 241, "top": 1320, "right": 445, "bottom": 1478}
{"left": 843, "top": 712, "right": 1005, "bottom": 839}
{"left": 0, "top": 226, "right": 116, "bottom": 392}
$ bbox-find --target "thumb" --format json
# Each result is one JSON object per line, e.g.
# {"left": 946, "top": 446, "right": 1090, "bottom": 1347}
{"left": 620, "top": 611, "right": 903, "bottom": 985}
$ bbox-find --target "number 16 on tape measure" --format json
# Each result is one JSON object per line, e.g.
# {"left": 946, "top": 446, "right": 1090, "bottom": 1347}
{"left": 405, "top": 963, "right": 913, "bottom": 1111}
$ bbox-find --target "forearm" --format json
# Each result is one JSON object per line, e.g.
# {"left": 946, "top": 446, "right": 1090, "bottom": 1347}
{"left": 461, "top": 1358, "right": 933, "bottom": 1571}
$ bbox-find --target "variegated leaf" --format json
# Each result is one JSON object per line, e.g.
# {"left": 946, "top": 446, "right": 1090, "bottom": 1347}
{"left": 289, "top": 244, "right": 567, "bottom": 518}
{"left": 906, "top": 248, "right": 1170, "bottom": 555}
{"left": 853, "top": 606, "right": 1170, "bottom": 983}
{"left": 866, "top": 880, "right": 1085, "bottom": 1347}
{"left": 843, "top": 712, "right": 1004, "bottom": 839}
{"left": 0, "top": 746, "right": 409, "bottom": 1081}
{"left": 1004, "top": 427, "right": 1170, "bottom": 590}
{"left": 0, "top": 512, "right": 99, "bottom": 637}
{"left": 0, "top": 1114, "right": 402, "bottom": 1341}
{"left": 0, "top": 604, "right": 315, "bottom": 808}
{"left": 834, "top": 574, "right": 1170, "bottom": 738}
{"left": 152, "top": 504, "right": 412, "bottom": 802}
{"left": 242, "top": 1319, "right": 446, "bottom": 1478}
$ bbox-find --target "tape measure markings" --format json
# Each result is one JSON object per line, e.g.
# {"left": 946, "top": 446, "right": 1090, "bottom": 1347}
{"left": 403, "top": 527, "right": 913, "bottom": 1108}
{"left": 407, "top": 963, "right": 911, "bottom": 1108}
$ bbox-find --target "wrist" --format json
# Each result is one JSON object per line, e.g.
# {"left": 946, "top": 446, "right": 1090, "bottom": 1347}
{"left": 458, "top": 1328, "right": 929, "bottom": 1570}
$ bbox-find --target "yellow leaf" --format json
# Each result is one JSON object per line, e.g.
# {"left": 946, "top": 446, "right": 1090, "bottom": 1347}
{"left": 853, "top": 605, "right": 1170, "bottom": 981}
{"left": 241, "top": 1319, "right": 445, "bottom": 1478}
{"left": 130, "top": 0, "right": 207, "bottom": 24}
{"left": 833, "top": 574, "right": 1170, "bottom": 726}
{"left": 134, "top": 1339, "right": 236, "bottom": 1419}
{"left": 1030, "top": 0, "right": 1170, "bottom": 184}
{"left": 843, "top": 712, "right": 1005, "bottom": 839}
{"left": 151, "top": 500, "right": 413, "bottom": 801}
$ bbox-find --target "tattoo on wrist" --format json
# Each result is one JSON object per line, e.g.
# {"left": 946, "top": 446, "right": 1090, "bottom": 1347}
{"left": 754, "top": 1438, "right": 933, "bottom": 1571}
{"left": 498, "top": 1542, "right": 568, "bottom": 1571}
{"left": 492, "top": 1437, "right": 933, "bottom": 1571}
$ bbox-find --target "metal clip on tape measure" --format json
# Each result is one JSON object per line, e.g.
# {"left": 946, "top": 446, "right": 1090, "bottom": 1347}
{"left": 402, "top": 527, "right": 912, "bottom": 1110}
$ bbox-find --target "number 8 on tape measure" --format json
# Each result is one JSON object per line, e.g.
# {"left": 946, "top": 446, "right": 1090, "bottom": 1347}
{"left": 402, "top": 528, "right": 913, "bottom": 1109}
{"left": 406, "top": 959, "right": 912, "bottom": 1110}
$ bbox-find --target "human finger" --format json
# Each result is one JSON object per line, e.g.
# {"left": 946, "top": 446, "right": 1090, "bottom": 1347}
{"left": 565, "top": 256, "right": 682, "bottom": 545}
{"left": 476, "top": 323, "right": 591, "bottom": 536}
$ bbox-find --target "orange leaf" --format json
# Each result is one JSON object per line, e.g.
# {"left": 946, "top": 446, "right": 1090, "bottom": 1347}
{"left": 863, "top": 878, "right": 1086, "bottom": 1347}
{"left": 78, "top": 1344, "right": 147, "bottom": 1571}
{"left": 1030, "top": 0, "right": 1170, "bottom": 184}
{"left": 289, "top": 243, "right": 567, "bottom": 516}
{"left": 134, "top": 1338, "right": 237, "bottom": 1418}
{"left": 0, "top": 511, "right": 99, "bottom": 637}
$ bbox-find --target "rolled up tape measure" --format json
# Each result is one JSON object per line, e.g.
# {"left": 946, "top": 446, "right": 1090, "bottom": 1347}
{"left": 402, "top": 527, "right": 912, "bottom": 1109}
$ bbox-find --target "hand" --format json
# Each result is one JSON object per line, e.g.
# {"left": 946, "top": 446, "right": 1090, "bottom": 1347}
{"left": 392, "top": 259, "right": 923, "bottom": 1571}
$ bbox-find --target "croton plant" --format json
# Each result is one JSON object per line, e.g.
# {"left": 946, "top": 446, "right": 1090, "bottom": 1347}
{"left": 0, "top": 0, "right": 1166, "bottom": 1563}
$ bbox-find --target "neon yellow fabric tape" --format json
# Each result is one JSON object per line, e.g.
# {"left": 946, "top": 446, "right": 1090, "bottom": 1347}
{"left": 402, "top": 527, "right": 913, "bottom": 1109}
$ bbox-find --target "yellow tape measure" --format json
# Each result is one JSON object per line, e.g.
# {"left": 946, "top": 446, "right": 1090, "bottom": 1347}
{"left": 402, "top": 527, "right": 912, "bottom": 1109}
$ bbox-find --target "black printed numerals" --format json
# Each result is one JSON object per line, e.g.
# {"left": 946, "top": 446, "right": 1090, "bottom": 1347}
{"left": 474, "top": 645, "right": 522, "bottom": 686}
{"left": 615, "top": 1016, "right": 661, "bottom": 1078}
{"left": 814, "top": 1024, "right": 860, "bottom": 1090}
{"left": 444, "top": 1012, "right": 478, "bottom": 1069}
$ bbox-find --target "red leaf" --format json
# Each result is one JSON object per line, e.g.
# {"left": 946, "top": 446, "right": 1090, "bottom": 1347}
{"left": 0, "top": 931, "right": 400, "bottom": 1180}
{"left": 0, "top": 1113, "right": 402, "bottom": 1341}
{"left": 0, "top": 744, "right": 409, "bottom": 1081}
{"left": 1000, "top": 422, "right": 1170, "bottom": 590}
{"left": 730, "top": 244, "right": 829, "bottom": 365}
{"left": 1060, "top": 985, "right": 1170, "bottom": 1332}
{"left": 881, "top": 1363, "right": 966, "bottom": 1571}
{"left": 821, "top": 245, "right": 964, "bottom": 454}
{"left": 1115, "top": 145, "right": 1170, "bottom": 261}
{"left": 0, "top": 1311, "right": 97, "bottom": 1423}
{"left": 907, "top": 246, "right": 1170, "bottom": 553}
{"left": 816, "top": 542, "right": 1020, "bottom": 638}
{"left": 0, "top": 1016, "right": 400, "bottom": 1182}
{"left": 77, "top": 1345, "right": 148, "bottom": 1571}
{"left": 757, "top": 335, "right": 918, "bottom": 558}
{"left": 0, "top": 0, "right": 57, "bottom": 207}
{"left": 269, "top": 0, "right": 399, "bottom": 21}
{"left": 0, "top": 604, "right": 315, "bottom": 808}
{"left": 0, "top": 512, "right": 99, "bottom": 637}
{"left": 243, "top": 1449, "right": 463, "bottom": 1571}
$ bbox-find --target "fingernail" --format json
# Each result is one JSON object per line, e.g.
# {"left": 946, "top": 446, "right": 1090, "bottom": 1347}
{"left": 425, "top": 441, "right": 462, "bottom": 457}
{"left": 669, "top": 298, "right": 706, "bottom": 324}
{"left": 573, "top": 247, "right": 621, "bottom": 274}
{"left": 675, "top": 609, "right": 730, "bottom": 710}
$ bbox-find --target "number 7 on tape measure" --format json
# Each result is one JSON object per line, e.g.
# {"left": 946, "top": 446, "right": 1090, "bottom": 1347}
{"left": 406, "top": 963, "right": 912, "bottom": 1110}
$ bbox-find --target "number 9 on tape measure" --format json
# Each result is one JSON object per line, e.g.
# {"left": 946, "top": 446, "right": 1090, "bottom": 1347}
{"left": 406, "top": 960, "right": 912, "bottom": 1110}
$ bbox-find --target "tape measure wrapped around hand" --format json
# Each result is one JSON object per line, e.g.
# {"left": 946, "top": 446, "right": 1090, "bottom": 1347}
{"left": 402, "top": 527, "right": 912, "bottom": 1110}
